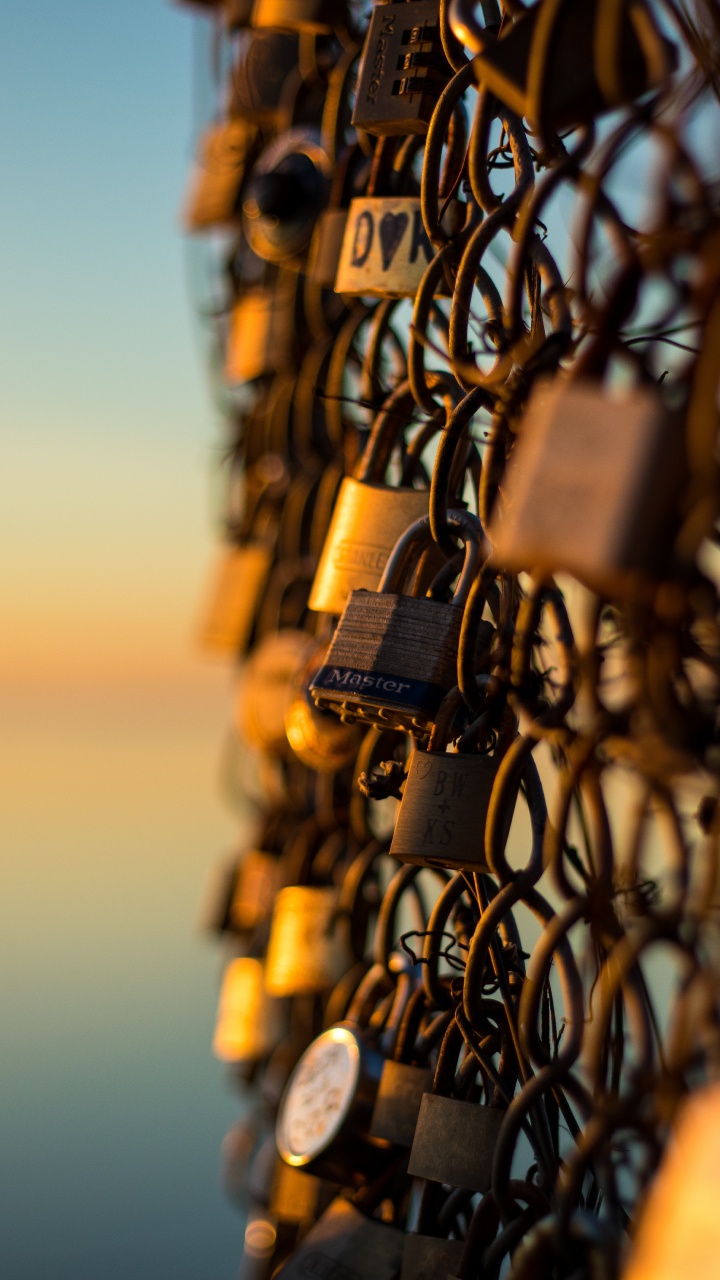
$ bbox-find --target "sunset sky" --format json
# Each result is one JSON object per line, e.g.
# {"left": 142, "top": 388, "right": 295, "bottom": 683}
{"left": 2, "top": 4, "right": 247, "bottom": 1275}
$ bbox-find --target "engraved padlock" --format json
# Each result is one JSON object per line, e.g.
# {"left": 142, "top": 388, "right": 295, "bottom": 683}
{"left": 308, "top": 397, "right": 443, "bottom": 616}
{"left": 352, "top": 0, "right": 453, "bottom": 136}
{"left": 265, "top": 886, "right": 353, "bottom": 996}
{"left": 272, "top": 1198, "right": 404, "bottom": 1280}
{"left": 390, "top": 703, "right": 519, "bottom": 871}
{"left": 468, "top": 0, "right": 676, "bottom": 137}
{"left": 275, "top": 1023, "right": 391, "bottom": 1182}
{"left": 242, "top": 129, "right": 333, "bottom": 266}
{"left": 335, "top": 194, "right": 437, "bottom": 298}
{"left": 212, "top": 957, "right": 285, "bottom": 1063}
{"left": 198, "top": 540, "right": 274, "bottom": 656}
{"left": 488, "top": 377, "right": 685, "bottom": 597}
{"left": 182, "top": 118, "right": 258, "bottom": 232}
{"left": 310, "top": 510, "right": 486, "bottom": 739}
{"left": 227, "top": 29, "right": 298, "bottom": 113}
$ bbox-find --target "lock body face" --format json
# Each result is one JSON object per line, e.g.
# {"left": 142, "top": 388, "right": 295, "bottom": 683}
{"left": 472, "top": 0, "right": 675, "bottom": 133}
{"left": 489, "top": 379, "right": 683, "bottom": 595}
{"left": 199, "top": 543, "right": 273, "bottom": 656}
{"left": 230, "top": 850, "right": 282, "bottom": 931}
{"left": 309, "top": 477, "right": 431, "bottom": 614}
{"left": 370, "top": 1059, "right": 433, "bottom": 1146}
{"left": 408, "top": 1092, "right": 504, "bottom": 1192}
{"left": 183, "top": 120, "right": 257, "bottom": 232}
{"left": 401, "top": 1235, "right": 465, "bottom": 1280}
{"left": 213, "top": 957, "right": 284, "bottom": 1062}
{"left": 271, "top": 1197, "right": 404, "bottom": 1279}
{"left": 352, "top": 0, "right": 452, "bottom": 135}
{"left": 250, "top": 0, "right": 340, "bottom": 32}
{"left": 237, "top": 630, "right": 311, "bottom": 755}
{"left": 265, "top": 886, "right": 351, "bottom": 996}
{"left": 225, "top": 287, "right": 296, "bottom": 383}
{"left": 391, "top": 750, "right": 516, "bottom": 871}
{"left": 335, "top": 197, "right": 435, "bottom": 297}
{"left": 310, "top": 592, "right": 463, "bottom": 737}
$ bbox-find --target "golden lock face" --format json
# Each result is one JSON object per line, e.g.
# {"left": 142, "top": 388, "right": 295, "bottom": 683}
{"left": 308, "top": 476, "right": 432, "bottom": 616}
{"left": 285, "top": 637, "right": 363, "bottom": 771}
{"left": 198, "top": 543, "right": 273, "bottom": 657}
{"left": 229, "top": 849, "right": 282, "bottom": 931}
{"left": 212, "top": 957, "right": 285, "bottom": 1063}
{"left": 182, "top": 119, "right": 257, "bottom": 233}
{"left": 265, "top": 886, "right": 352, "bottom": 997}
{"left": 225, "top": 285, "right": 297, "bottom": 385}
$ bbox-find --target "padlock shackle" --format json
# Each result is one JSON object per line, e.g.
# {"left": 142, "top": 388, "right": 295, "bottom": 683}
{"left": 378, "top": 509, "right": 487, "bottom": 605}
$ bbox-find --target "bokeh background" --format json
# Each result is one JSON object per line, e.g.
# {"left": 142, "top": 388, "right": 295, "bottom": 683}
{"left": 1, "top": 3, "right": 245, "bottom": 1276}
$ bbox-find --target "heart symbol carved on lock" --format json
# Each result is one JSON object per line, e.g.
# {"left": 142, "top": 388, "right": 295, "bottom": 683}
{"left": 379, "top": 212, "right": 408, "bottom": 271}
{"left": 414, "top": 758, "right": 433, "bottom": 781}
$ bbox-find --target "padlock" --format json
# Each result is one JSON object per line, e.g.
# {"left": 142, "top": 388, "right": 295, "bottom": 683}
{"left": 276, "top": 1025, "right": 391, "bottom": 1181}
{"left": 212, "top": 957, "right": 285, "bottom": 1062}
{"left": 269, "top": 1161, "right": 323, "bottom": 1225}
{"left": 196, "top": 847, "right": 281, "bottom": 935}
{"left": 265, "top": 886, "right": 353, "bottom": 996}
{"left": 249, "top": 0, "right": 346, "bottom": 33}
{"left": 352, "top": 0, "right": 453, "bottom": 135}
{"left": 198, "top": 541, "right": 274, "bottom": 655}
{"left": 227, "top": 30, "right": 298, "bottom": 110}
{"left": 225, "top": 281, "right": 297, "bottom": 383}
{"left": 182, "top": 118, "right": 258, "bottom": 232}
{"left": 369, "top": 1059, "right": 433, "bottom": 1146}
{"left": 242, "top": 129, "right": 333, "bottom": 266}
{"left": 236, "top": 629, "right": 313, "bottom": 756}
{"left": 335, "top": 196, "right": 436, "bottom": 297}
{"left": 310, "top": 510, "right": 485, "bottom": 738}
{"left": 390, "top": 746, "right": 517, "bottom": 871}
{"left": 401, "top": 1235, "right": 465, "bottom": 1280}
{"left": 272, "top": 1198, "right": 404, "bottom": 1279}
{"left": 488, "top": 378, "right": 685, "bottom": 597}
{"left": 469, "top": 0, "right": 676, "bottom": 136}
{"left": 407, "top": 1092, "right": 504, "bottom": 1192}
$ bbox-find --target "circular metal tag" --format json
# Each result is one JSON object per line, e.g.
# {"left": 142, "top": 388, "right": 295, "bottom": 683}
{"left": 277, "top": 1026, "right": 361, "bottom": 1166}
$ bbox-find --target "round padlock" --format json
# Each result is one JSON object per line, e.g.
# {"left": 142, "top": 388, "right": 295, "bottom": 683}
{"left": 276, "top": 1023, "right": 391, "bottom": 1182}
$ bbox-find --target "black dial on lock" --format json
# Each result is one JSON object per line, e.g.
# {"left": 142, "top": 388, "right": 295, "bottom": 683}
{"left": 242, "top": 129, "right": 332, "bottom": 264}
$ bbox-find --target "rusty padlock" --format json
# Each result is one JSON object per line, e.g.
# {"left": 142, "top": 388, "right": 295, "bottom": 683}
{"left": 271, "top": 1198, "right": 404, "bottom": 1279}
{"left": 242, "top": 128, "right": 333, "bottom": 266}
{"left": 265, "top": 886, "right": 353, "bottom": 996}
{"left": 212, "top": 957, "right": 286, "bottom": 1063}
{"left": 275, "top": 1023, "right": 391, "bottom": 1182}
{"left": 310, "top": 510, "right": 485, "bottom": 739}
{"left": 407, "top": 1017, "right": 505, "bottom": 1192}
{"left": 182, "top": 118, "right": 258, "bottom": 232}
{"left": 308, "top": 397, "right": 443, "bottom": 616}
{"left": 488, "top": 377, "right": 686, "bottom": 597}
{"left": 352, "top": 0, "right": 453, "bottom": 135}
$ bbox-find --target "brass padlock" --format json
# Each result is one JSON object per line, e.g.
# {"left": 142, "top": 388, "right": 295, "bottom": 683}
{"left": 249, "top": 0, "right": 346, "bottom": 34}
{"left": 265, "top": 886, "right": 352, "bottom": 996}
{"left": 390, "top": 745, "right": 517, "bottom": 871}
{"left": 285, "top": 638, "right": 363, "bottom": 772}
{"left": 310, "top": 511, "right": 485, "bottom": 738}
{"left": 212, "top": 957, "right": 285, "bottom": 1063}
{"left": 271, "top": 1198, "right": 404, "bottom": 1279}
{"left": 198, "top": 542, "right": 273, "bottom": 656}
{"left": 401, "top": 1235, "right": 465, "bottom": 1280}
{"left": 182, "top": 119, "right": 258, "bottom": 232}
{"left": 352, "top": 0, "right": 453, "bottom": 135}
{"left": 369, "top": 1059, "right": 433, "bottom": 1146}
{"left": 407, "top": 1092, "right": 504, "bottom": 1192}
{"left": 307, "top": 207, "right": 349, "bottom": 288}
{"left": 276, "top": 1023, "right": 391, "bottom": 1182}
{"left": 469, "top": 0, "right": 676, "bottom": 136}
{"left": 488, "top": 378, "right": 685, "bottom": 597}
{"left": 225, "top": 281, "right": 297, "bottom": 383}
{"left": 242, "top": 129, "right": 333, "bottom": 266}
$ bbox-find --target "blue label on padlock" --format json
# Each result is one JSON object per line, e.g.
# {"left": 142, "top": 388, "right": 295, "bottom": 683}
{"left": 310, "top": 665, "right": 446, "bottom": 714}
